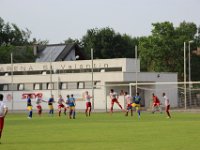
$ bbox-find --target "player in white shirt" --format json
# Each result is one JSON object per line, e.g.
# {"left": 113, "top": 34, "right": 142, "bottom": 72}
{"left": 110, "top": 89, "right": 123, "bottom": 114}
{"left": 124, "top": 92, "right": 133, "bottom": 116}
{"left": 163, "top": 92, "right": 171, "bottom": 118}
{"left": 35, "top": 96, "right": 46, "bottom": 116}
{"left": 0, "top": 94, "right": 8, "bottom": 143}
{"left": 83, "top": 91, "right": 92, "bottom": 117}
{"left": 57, "top": 95, "right": 67, "bottom": 117}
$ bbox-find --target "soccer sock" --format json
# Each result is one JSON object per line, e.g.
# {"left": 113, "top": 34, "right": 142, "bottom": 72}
{"left": 89, "top": 108, "right": 91, "bottom": 116}
{"left": 73, "top": 111, "right": 76, "bottom": 118}
{"left": 167, "top": 111, "right": 171, "bottom": 117}
{"left": 85, "top": 109, "right": 88, "bottom": 116}
{"left": 29, "top": 111, "right": 32, "bottom": 117}
{"left": 110, "top": 107, "right": 113, "bottom": 112}
{"left": 39, "top": 109, "right": 42, "bottom": 115}
{"left": 69, "top": 110, "right": 72, "bottom": 117}
{"left": 64, "top": 108, "right": 66, "bottom": 115}
{"left": 59, "top": 110, "right": 61, "bottom": 116}
{"left": 138, "top": 110, "right": 140, "bottom": 117}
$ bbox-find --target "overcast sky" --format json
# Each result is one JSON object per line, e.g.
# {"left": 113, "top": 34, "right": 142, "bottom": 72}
{"left": 0, "top": 0, "right": 199, "bottom": 44}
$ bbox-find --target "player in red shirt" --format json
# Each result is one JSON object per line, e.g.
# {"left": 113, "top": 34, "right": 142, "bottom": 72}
{"left": 152, "top": 93, "right": 162, "bottom": 114}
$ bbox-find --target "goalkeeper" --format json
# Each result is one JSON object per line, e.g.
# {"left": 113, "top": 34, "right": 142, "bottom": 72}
{"left": 152, "top": 93, "right": 162, "bottom": 114}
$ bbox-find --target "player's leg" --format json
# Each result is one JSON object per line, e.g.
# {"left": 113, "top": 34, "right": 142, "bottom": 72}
{"left": 48, "top": 105, "right": 51, "bottom": 114}
{"left": 64, "top": 106, "right": 67, "bottom": 115}
{"left": 159, "top": 105, "right": 162, "bottom": 113}
{"left": 0, "top": 117, "right": 4, "bottom": 139}
{"left": 166, "top": 105, "right": 171, "bottom": 118}
{"left": 125, "top": 105, "right": 129, "bottom": 116}
{"left": 37, "top": 105, "right": 42, "bottom": 116}
{"left": 88, "top": 102, "right": 92, "bottom": 116}
{"left": 69, "top": 107, "right": 72, "bottom": 119}
{"left": 39, "top": 106, "right": 42, "bottom": 116}
{"left": 58, "top": 105, "right": 61, "bottom": 117}
{"left": 72, "top": 107, "right": 76, "bottom": 119}
{"left": 88, "top": 107, "right": 91, "bottom": 116}
{"left": 130, "top": 107, "right": 133, "bottom": 116}
{"left": 136, "top": 105, "right": 141, "bottom": 118}
{"left": 152, "top": 104, "right": 156, "bottom": 113}
{"left": 85, "top": 102, "right": 88, "bottom": 116}
{"left": 28, "top": 106, "right": 32, "bottom": 118}
{"left": 116, "top": 101, "right": 123, "bottom": 110}
{"left": 110, "top": 100, "right": 114, "bottom": 113}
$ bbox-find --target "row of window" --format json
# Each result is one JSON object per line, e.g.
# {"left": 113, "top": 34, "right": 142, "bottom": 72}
{"left": 0, "top": 81, "right": 101, "bottom": 91}
{"left": 0, "top": 67, "right": 122, "bottom": 76}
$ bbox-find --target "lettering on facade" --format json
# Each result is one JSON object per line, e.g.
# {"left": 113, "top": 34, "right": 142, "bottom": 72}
{"left": 22, "top": 93, "right": 43, "bottom": 99}
{"left": 0, "top": 62, "right": 110, "bottom": 72}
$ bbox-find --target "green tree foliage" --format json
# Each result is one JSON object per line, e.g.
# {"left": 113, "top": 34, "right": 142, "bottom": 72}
{"left": 0, "top": 45, "right": 35, "bottom": 64}
{"left": 139, "top": 21, "right": 199, "bottom": 80}
{"left": 0, "top": 17, "right": 36, "bottom": 63}
{"left": 81, "top": 27, "right": 138, "bottom": 59}
{"left": 0, "top": 17, "right": 31, "bottom": 46}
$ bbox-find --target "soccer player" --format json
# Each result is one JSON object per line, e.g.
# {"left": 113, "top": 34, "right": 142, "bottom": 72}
{"left": 83, "top": 91, "right": 92, "bottom": 117}
{"left": 0, "top": 94, "right": 8, "bottom": 143}
{"left": 48, "top": 95, "right": 55, "bottom": 116}
{"left": 163, "top": 92, "right": 171, "bottom": 118}
{"left": 66, "top": 94, "right": 76, "bottom": 119}
{"left": 152, "top": 93, "right": 162, "bottom": 114}
{"left": 110, "top": 89, "right": 123, "bottom": 114}
{"left": 35, "top": 96, "right": 46, "bottom": 116}
{"left": 124, "top": 92, "right": 133, "bottom": 116}
{"left": 132, "top": 92, "right": 141, "bottom": 119}
{"left": 27, "top": 95, "right": 33, "bottom": 119}
{"left": 57, "top": 95, "right": 67, "bottom": 117}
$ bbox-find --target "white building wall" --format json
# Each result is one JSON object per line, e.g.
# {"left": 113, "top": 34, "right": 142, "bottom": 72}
{"left": 0, "top": 58, "right": 178, "bottom": 111}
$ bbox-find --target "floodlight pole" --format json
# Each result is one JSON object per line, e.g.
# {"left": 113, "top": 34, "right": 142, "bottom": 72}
{"left": 11, "top": 53, "right": 14, "bottom": 111}
{"left": 91, "top": 48, "right": 94, "bottom": 110}
{"left": 135, "top": 45, "right": 138, "bottom": 95}
{"left": 50, "top": 50, "right": 53, "bottom": 96}
{"left": 184, "top": 42, "right": 187, "bottom": 110}
{"left": 188, "top": 40, "right": 193, "bottom": 106}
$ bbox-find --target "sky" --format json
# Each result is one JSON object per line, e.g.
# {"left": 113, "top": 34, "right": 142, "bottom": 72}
{"left": 0, "top": 0, "right": 200, "bottom": 44}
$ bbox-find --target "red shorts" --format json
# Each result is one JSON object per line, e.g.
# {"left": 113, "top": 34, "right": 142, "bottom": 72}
{"left": 166, "top": 105, "right": 170, "bottom": 112}
{"left": 127, "top": 104, "right": 132, "bottom": 110}
{"left": 111, "top": 98, "right": 119, "bottom": 105}
{"left": 153, "top": 103, "right": 160, "bottom": 107}
{"left": 37, "top": 105, "right": 42, "bottom": 109}
{"left": 86, "top": 102, "right": 92, "bottom": 108}
{"left": 58, "top": 104, "right": 65, "bottom": 109}
{"left": 0, "top": 117, "right": 4, "bottom": 131}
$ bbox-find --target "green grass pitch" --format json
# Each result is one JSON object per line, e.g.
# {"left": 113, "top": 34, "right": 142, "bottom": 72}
{"left": 1, "top": 112, "right": 200, "bottom": 150}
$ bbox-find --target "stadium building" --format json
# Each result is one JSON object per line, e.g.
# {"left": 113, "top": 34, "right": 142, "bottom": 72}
{"left": 0, "top": 55, "right": 178, "bottom": 111}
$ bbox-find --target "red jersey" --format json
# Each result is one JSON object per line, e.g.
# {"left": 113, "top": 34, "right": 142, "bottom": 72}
{"left": 153, "top": 95, "right": 160, "bottom": 104}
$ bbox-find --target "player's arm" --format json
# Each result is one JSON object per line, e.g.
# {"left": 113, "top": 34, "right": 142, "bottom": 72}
{"left": 109, "top": 93, "right": 112, "bottom": 99}
{"left": 3, "top": 106, "right": 8, "bottom": 118}
{"left": 42, "top": 99, "right": 47, "bottom": 103}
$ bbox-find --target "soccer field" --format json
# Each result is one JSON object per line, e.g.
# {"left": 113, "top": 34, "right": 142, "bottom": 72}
{"left": 1, "top": 112, "right": 200, "bottom": 150}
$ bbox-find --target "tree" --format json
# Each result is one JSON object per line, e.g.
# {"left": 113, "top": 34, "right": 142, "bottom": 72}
{"left": 0, "top": 17, "right": 36, "bottom": 63}
{"left": 81, "top": 27, "right": 138, "bottom": 59}
{"left": 139, "top": 21, "right": 198, "bottom": 80}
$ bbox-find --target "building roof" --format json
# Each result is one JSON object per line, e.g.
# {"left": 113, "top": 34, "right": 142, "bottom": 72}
{"left": 35, "top": 43, "right": 84, "bottom": 62}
